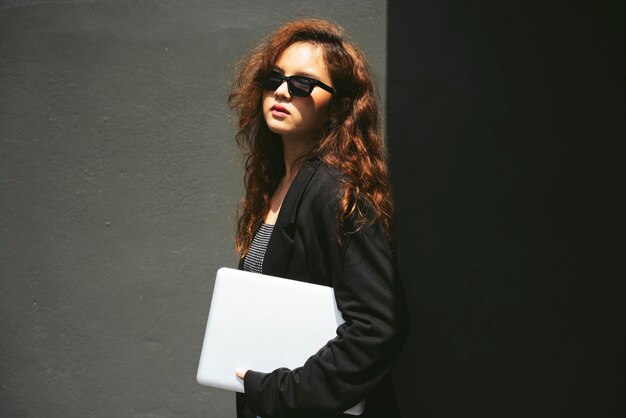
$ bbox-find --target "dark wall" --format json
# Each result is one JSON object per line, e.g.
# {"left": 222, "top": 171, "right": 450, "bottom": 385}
{"left": 0, "top": 1, "right": 387, "bottom": 417}
{"left": 388, "top": 1, "right": 624, "bottom": 417}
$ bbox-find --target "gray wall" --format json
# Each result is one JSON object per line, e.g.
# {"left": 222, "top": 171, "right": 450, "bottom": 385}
{"left": 0, "top": 1, "right": 387, "bottom": 417}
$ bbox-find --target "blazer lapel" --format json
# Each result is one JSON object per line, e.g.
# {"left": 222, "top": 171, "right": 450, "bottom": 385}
{"left": 262, "top": 158, "right": 322, "bottom": 277}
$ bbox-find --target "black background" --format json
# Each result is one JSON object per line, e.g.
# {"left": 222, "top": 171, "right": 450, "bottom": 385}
{"left": 388, "top": 1, "right": 624, "bottom": 417}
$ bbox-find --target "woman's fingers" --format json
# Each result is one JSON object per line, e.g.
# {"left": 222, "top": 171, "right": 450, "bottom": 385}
{"left": 235, "top": 368, "right": 247, "bottom": 379}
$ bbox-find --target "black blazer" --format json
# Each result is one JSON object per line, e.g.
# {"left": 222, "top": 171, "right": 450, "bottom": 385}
{"left": 236, "top": 158, "right": 409, "bottom": 418}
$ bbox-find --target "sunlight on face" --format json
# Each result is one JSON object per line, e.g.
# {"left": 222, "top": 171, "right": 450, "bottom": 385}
{"left": 262, "top": 42, "right": 334, "bottom": 145}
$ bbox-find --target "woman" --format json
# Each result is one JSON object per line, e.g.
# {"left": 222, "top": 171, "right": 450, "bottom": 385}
{"left": 229, "top": 18, "right": 409, "bottom": 418}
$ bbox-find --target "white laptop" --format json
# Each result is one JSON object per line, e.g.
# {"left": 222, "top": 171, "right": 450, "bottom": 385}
{"left": 196, "top": 267, "right": 365, "bottom": 415}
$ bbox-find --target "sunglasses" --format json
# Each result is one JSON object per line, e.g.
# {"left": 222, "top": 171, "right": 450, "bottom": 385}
{"left": 259, "top": 70, "right": 336, "bottom": 97}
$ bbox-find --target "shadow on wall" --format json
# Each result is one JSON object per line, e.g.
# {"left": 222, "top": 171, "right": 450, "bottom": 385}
{"left": 388, "top": 2, "right": 623, "bottom": 418}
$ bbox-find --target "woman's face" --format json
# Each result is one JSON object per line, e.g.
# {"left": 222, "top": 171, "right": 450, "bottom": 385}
{"left": 262, "top": 42, "right": 334, "bottom": 144}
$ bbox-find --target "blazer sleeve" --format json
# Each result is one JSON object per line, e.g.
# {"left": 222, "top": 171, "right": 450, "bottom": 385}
{"left": 242, "top": 196, "right": 409, "bottom": 417}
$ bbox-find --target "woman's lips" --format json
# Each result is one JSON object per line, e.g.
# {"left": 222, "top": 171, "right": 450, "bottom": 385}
{"left": 270, "top": 104, "right": 290, "bottom": 117}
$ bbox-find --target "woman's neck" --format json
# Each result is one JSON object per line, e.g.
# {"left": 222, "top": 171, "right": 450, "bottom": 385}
{"left": 282, "top": 135, "right": 314, "bottom": 182}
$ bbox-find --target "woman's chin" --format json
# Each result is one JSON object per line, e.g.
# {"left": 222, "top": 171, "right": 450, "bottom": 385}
{"left": 266, "top": 121, "right": 291, "bottom": 136}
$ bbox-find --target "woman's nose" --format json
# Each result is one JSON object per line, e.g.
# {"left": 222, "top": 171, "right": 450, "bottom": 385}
{"left": 274, "top": 80, "right": 291, "bottom": 99}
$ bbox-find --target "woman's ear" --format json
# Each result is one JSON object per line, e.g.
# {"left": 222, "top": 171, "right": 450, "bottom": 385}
{"left": 339, "top": 97, "right": 351, "bottom": 115}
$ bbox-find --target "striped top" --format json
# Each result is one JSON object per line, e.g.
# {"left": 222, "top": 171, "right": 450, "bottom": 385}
{"left": 243, "top": 223, "right": 274, "bottom": 274}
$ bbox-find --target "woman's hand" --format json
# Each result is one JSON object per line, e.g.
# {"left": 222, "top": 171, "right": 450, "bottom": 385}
{"left": 235, "top": 368, "right": 247, "bottom": 379}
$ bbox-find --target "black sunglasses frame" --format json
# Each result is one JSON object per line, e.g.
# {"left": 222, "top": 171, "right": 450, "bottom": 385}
{"left": 259, "top": 71, "right": 336, "bottom": 97}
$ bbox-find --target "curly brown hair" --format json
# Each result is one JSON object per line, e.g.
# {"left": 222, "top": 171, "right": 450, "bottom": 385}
{"left": 229, "top": 18, "right": 393, "bottom": 257}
